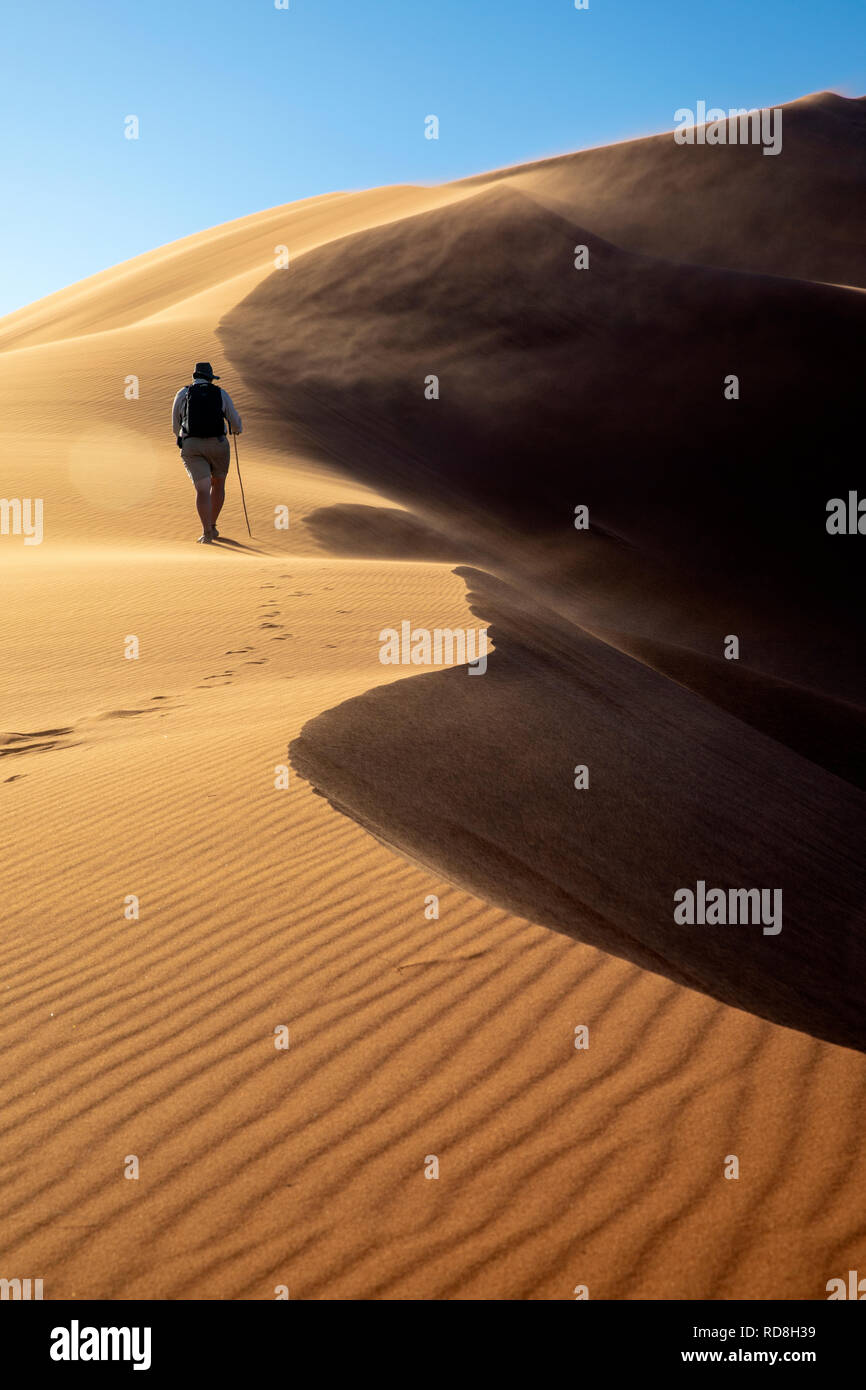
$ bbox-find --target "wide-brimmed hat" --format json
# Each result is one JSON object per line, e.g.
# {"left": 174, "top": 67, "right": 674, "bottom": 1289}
{"left": 192, "top": 361, "right": 220, "bottom": 380}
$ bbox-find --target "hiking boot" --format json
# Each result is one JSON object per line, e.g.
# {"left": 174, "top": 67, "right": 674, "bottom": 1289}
{"left": 197, "top": 532, "right": 213, "bottom": 544}
{"left": 211, "top": 525, "right": 220, "bottom": 539}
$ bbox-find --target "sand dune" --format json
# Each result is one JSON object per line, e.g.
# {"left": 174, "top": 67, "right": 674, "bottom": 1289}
{"left": 1, "top": 92, "right": 865, "bottom": 1300}
{"left": 223, "top": 175, "right": 864, "bottom": 678}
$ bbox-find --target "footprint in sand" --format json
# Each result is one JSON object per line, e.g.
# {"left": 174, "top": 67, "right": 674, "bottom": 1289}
{"left": 260, "top": 622, "right": 283, "bottom": 629}
{"left": 4, "top": 774, "right": 26, "bottom": 782}
{"left": 0, "top": 728, "right": 75, "bottom": 758}
{"left": 244, "top": 659, "right": 268, "bottom": 665}
{"left": 2, "top": 728, "right": 73, "bottom": 741}
{"left": 396, "top": 951, "right": 487, "bottom": 972}
{"left": 100, "top": 709, "right": 161, "bottom": 719}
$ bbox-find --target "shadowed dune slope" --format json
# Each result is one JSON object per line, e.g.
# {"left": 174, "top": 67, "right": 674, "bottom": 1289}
{"left": 222, "top": 181, "right": 864, "bottom": 619}
{"left": 223, "top": 168, "right": 865, "bottom": 739}
{"left": 291, "top": 569, "right": 866, "bottom": 1053}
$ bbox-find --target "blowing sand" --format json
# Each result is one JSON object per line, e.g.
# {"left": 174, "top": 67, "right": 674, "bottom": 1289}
{"left": 0, "top": 91, "right": 864, "bottom": 1300}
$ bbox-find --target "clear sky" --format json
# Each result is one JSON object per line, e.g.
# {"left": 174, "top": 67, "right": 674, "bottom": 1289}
{"left": 0, "top": 0, "right": 863, "bottom": 317}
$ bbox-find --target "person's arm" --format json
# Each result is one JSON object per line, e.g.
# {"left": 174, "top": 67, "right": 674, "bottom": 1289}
{"left": 171, "top": 387, "right": 187, "bottom": 436}
{"left": 220, "top": 388, "right": 242, "bottom": 435}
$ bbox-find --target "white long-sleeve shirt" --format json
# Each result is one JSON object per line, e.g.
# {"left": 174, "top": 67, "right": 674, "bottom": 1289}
{"left": 172, "top": 379, "right": 242, "bottom": 437}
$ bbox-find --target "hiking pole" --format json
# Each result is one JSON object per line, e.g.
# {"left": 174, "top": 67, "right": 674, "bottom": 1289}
{"left": 232, "top": 431, "right": 252, "bottom": 537}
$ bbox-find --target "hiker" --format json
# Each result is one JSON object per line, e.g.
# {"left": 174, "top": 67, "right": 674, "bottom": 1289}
{"left": 172, "top": 362, "right": 242, "bottom": 543}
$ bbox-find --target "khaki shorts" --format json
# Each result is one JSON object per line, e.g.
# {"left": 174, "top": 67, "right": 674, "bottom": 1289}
{"left": 181, "top": 435, "right": 231, "bottom": 484}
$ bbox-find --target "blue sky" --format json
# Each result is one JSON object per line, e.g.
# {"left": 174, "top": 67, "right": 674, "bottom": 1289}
{"left": 0, "top": 0, "right": 863, "bottom": 316}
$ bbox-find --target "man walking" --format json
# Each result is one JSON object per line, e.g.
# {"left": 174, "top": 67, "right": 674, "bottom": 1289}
{"left": 172, "top": 362, "right": 243, "bottom": 543}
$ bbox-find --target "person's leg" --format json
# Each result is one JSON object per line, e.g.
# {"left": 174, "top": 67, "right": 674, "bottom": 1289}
{"left": 182, "top": 440, "right": 214, "bottom": 538}
{"left": 210, "top": 474, "right": 226, "bottom": 526}
{"left": 193, "top": 477, "right": 212, "bottom": 534}
{"left": 208, "top": 436, "right": 231, "bottom": 535}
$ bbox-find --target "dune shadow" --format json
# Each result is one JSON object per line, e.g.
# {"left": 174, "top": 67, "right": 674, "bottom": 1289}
{"left": 211, "top": 537, "right": 265, "bottom": 554}
{"left": 291, "top": 569, "right": 866, "bottom": 1053}
{"left": 222, "top": 173, "right": 865, "bottom": 697}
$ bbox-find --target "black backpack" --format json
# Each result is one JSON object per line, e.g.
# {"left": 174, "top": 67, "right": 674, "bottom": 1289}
{"left": 184, "top": 381, "right": 226, "bottom": 437}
